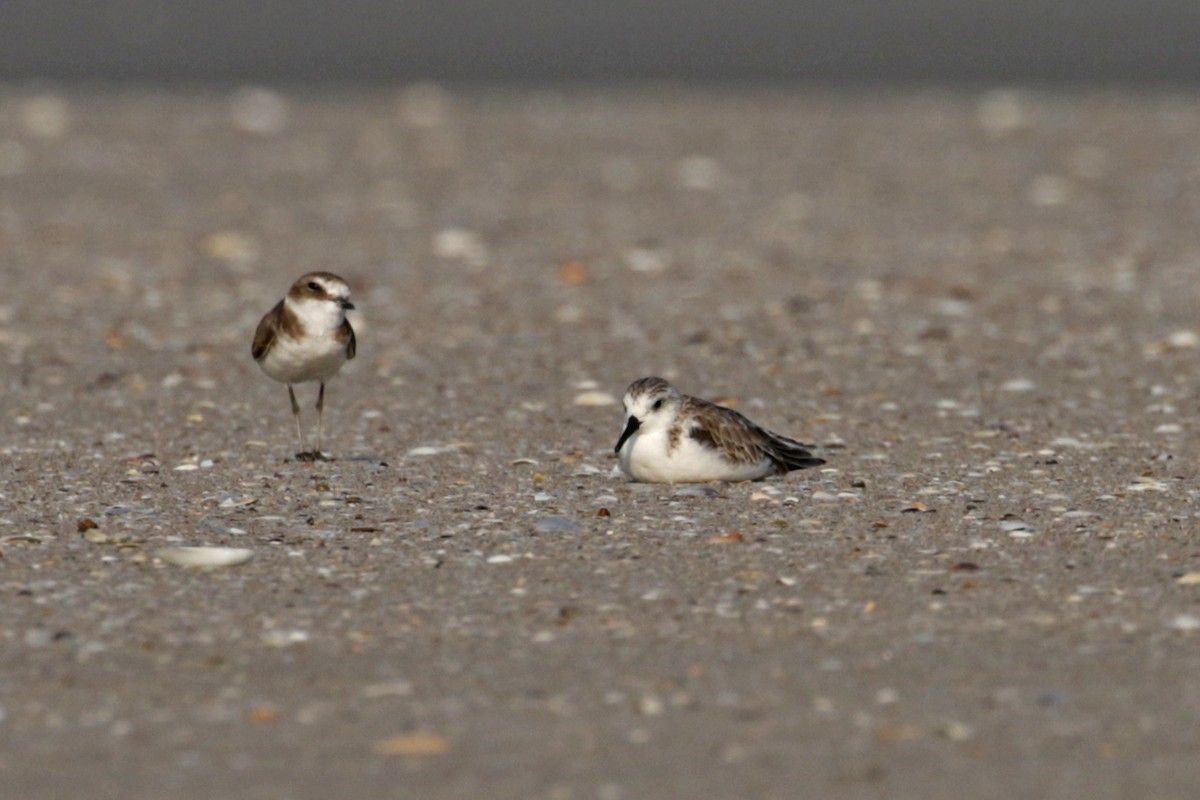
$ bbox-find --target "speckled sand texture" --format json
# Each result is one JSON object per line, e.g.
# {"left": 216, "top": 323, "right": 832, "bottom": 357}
{"left": 2, "top": 86, "right": 1200, "bottom": 798}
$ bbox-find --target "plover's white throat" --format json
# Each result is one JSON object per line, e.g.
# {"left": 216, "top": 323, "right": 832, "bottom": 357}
{"left": 614, "top": 376, "right": 825, "bottom": 483}
{"left": 252, "top": 272, "right": 356, "bottom": 461}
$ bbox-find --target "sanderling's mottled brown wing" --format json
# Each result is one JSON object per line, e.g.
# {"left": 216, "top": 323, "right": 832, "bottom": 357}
{"left": 761, "top": 429, "right": 825, "bottom": 472}
{"left": 685, "top": 397, "right": 823, "bottom": 474}
{"left": 683, "top": 398, "right": 772, "bottom": 466}
{"left": 251, "top": 299, "right": 284, "bottom": 362}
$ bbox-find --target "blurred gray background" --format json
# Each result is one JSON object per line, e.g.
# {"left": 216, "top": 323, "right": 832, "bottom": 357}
{"left": 1, "top": 0, "right": 1197, "bottom": 83}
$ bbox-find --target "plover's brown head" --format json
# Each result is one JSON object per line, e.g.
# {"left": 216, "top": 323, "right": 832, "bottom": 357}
{"left": 288, "top": 271, "right": 354, "bottom": 311}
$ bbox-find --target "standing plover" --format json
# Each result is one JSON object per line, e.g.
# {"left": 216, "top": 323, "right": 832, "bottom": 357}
{"left": 252, "top": 272, "right": 356, "bottom": 461}
{"left": 614, "top": 376, "right": 824, "bottom": 483}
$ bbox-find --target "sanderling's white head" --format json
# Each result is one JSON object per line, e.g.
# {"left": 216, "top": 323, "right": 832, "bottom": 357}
{"left": 614, "top": 376, "right": 679, "bottom": 455}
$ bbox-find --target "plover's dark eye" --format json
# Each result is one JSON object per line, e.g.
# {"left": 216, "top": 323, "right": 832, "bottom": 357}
{"left": 652, "top": 399, "right": 663, "bottom": 411}
{"left": 307, "top": 281, "right": 320, "bottom": 291}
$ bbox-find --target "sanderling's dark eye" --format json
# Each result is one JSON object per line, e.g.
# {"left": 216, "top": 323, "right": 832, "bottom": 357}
{"left": 652, "top": 399, "right": 663, "bottom": 411}
{"left": 307, "top": 282, "right": 320, "bottom": 291}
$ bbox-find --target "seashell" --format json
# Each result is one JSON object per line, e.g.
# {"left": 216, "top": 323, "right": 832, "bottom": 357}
{"left": 156, "top": 546, "right": 253, "bottom": 567}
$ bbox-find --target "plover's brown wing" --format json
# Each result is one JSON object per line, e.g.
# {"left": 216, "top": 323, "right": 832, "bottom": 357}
{"left": 251, "top": 299, "right": 285, "bottom": 362}
{"left": 340, "top": 319, "right": 356, "bottom": 360}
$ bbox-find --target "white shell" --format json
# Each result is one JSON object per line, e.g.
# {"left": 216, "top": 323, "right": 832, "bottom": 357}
{"left": 572, "top": 390, "right": 617, "bottom": 406}
{"left": 157, "top": 546, "right": 254, "bottom": 567}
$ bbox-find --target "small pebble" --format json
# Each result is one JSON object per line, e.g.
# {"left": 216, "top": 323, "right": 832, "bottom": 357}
{"left": 534, "top": 517, "right": 582, "bottom": 534}
{"left": 1165, "top": 330, "right": 1200, "bottom": 349}
{"left": 573, "top": 391, "right": 617, "bottom": 406}
{"left": 219, "top": 495, "right": 258, "bottom": 508}
{"left": 25, "top": 629, "right": 55, "bottom": 647}
{"left": 676, "top": 155, "right": 720, "bottom": 190}
{"left": 938, "top": 720, "right": 975, "bottom": 741}
{"left": 557, "top": 260, "right": 588, "bottom": 285}
{"left": 229, "top": 87, "right": 289, "bottom": 136}
{"left": 976, "top": 89, "right": 1027, "bottom": 136}
{"left": 20, "top": 95, "right": 71, "bottom": 139}
{"left": 361, "top": 680, "right": 414, "bottom": 698}
{"left": 407, "top": 445, "right": 453, "bottom": 457}
{"left": 623, "top": 246, "right": 669, "bottom": 274}
{"left": 931, "top": 298, "right": 972, "bottom": 317}
{"left": 1029, "top": 175, "right": 1070, "bottom": 207}
{"left": 1001, "top": 378, "right": 1037, "bottom": 393}
{"left": 3, "top": 534, "right": 44, "bottom": 544}
{"left": 554, "top": 304, "right": 584, "bottom": 324}
{"left": 1126, "top": 478, "right": 1169, "bottom": 493}
{"left": 202, "top": 231, "right": 260, "bottom": 268}
{"left": 262, "top": 629, "right": 310, "bottom": 647}
{"left": 638, "top": 695, "right": 665, "bottom": 716}
{"left": 398, "top": 82, "right": 452, "bottom": 128}
{"left": 432, "top": 227, "right": 487, "bottom": 266}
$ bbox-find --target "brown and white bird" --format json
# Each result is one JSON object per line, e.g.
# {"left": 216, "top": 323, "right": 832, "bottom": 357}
{"left": 252, "top": 272, "right": 356, "bottom": 461}
{"left": 614, "top": 377, "right": 824, "bottom": 483}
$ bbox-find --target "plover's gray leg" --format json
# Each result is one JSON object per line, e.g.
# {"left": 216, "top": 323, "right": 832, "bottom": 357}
{"left": 288, "top": 384, "right": 314, "bottom": 461}
{"left": 314, "top": 382, "right": 328, "bottom": 460}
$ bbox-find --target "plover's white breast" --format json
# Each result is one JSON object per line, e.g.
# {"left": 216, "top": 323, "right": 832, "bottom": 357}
{"left": 257, "top": 293, "right": 352, "bottom": 384}
{"left": 258, "top": 332, "right": 348, "bottom": 384}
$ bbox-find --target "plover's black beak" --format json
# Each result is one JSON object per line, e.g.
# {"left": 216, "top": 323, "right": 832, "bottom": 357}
{"left": 338, "top": 298, "right": 355, "bottom": 310}
{"left": 614, "top": 416, "right": 641, "bottom": 454}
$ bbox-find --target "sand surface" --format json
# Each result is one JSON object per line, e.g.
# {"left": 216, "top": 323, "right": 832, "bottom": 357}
{"left": 1, "top": 85, "right": 1199, "bottom": 798}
